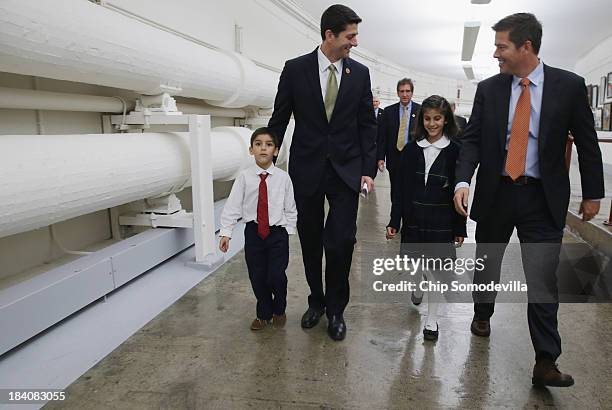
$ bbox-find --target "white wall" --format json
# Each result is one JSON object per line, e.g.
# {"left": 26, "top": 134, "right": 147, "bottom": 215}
{"left": 0, "top": 0, "right": 475, "bottom": 281}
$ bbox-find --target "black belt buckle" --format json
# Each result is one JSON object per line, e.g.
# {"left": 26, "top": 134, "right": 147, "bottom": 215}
{"left": 504, "top": 175, "right": 538, "bottom": 185}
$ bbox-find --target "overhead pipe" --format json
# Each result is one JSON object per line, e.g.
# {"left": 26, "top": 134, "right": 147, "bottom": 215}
{"left": 0, "top": 0, "right": 278, "bottom": 108}
{"left": 0, "top": 124, "right": 294, "bottom": 239}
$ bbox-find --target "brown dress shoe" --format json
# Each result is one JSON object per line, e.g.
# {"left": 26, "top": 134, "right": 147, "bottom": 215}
{"left": 532, "top": 358, "right": 574, "bottom": 387}
{"left": 250, "top": 318, "right": 269, "bottom": 331}
{"left": 272, "top": 314, "right": 286, "bottom": 328}
{"left": 470, "top": 318, "right": 491, "bottom": 337}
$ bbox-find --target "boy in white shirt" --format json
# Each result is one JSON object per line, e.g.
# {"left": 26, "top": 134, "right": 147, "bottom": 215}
{"left": 219, "top": 127, "right": 298, "bottom": 331}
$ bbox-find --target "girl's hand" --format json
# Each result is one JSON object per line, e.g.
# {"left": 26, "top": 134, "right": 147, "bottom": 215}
{"left": 454, "top": 237, "right": 464, "bottom": 247}
{"left": 386, "top": 227, "right": 397, "bottom": 240}
{"left": 219, "top": 236, "right": 230, "bottom": 253}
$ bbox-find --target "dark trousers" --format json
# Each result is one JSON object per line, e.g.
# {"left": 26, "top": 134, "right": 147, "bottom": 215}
{"left": 244, "top": 222, "right": 289, "bottom": 321}
{"left": 388, "top": 167, "right": 398, "bottom": 202}
{"left": 294, "top": 161, "right": 359, "bottom": 316}
{"left": 473, "top": 179, "right": 563, "bottom": 360}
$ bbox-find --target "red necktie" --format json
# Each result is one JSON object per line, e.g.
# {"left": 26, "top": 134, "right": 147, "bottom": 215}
{"left": 505, "top": 78, "right": 531, "bottom": 181}
{"left": 257, "top": 173, "right": 270, "bottom": 240}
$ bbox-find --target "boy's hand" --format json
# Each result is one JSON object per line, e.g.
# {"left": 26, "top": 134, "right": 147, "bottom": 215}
{"left": 454, "top": 237, "right": 464, "bottom": 247}
{"left": 219, "top": 236, "right": 230, "bottom": 253}
{"left": 386, "top": 227, "right": 397, "bottom": 240}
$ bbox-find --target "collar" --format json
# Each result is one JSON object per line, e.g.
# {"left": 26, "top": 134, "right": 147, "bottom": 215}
{"left": 318, "top": 46, "right": 343, "bottom": 74}
{"left": 417, "top": 135, "right": 451, "bottom": 149}
{"left": 513, "top": 60, "right": 544, "bottom": 89}
{"left": 400, "top": 101, "right": 412, "bottom": 110}
{"left": 255, "top": 163, "right": 276, "bottom": 175}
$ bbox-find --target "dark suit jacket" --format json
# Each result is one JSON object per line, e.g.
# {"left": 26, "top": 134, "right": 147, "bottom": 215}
{"left": 454, "top": 115, "right": 467, "bottom": 133}
{"left": 376, "top": 101, "right": 421, "bottom": 172}
{"left": 456, "top": 64, "right": 604, "bottom": 230}
{"left": 268, "top": 48, "right": 377, "bottom": 197}
{"left": 375, "top": 107, "right": 384, "bottom": 124}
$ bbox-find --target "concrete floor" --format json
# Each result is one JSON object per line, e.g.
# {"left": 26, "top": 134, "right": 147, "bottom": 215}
{"left": 49, "top": 173, "right": 612, "bottom": 409}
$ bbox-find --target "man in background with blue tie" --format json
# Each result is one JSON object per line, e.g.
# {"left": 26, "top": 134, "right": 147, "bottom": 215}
{"left": 268, "top": 4, "right": 377, "bottom": 341}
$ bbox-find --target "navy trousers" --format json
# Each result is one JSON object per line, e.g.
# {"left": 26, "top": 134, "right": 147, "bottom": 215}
{"left": 473, "top": 179, "right": 563, "bottom": 361}
{"left": 244, "top": 222, "right": 289, "bottom": 320}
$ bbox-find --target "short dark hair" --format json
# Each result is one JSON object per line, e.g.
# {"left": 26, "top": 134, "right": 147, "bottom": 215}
{"left": 397, "top": 78, "right": 414, "bottom": 92}
{"left": 250, "top": 127, "right": 279, "bottom": 147}
{"left": 320, "top": 4, "right": 362, "bottom": 41}
{"left": 492, "top": 13, "right": 542, "bottom": 54}
{"left": 413, "top": 95, "right": 459, "bottom": 140}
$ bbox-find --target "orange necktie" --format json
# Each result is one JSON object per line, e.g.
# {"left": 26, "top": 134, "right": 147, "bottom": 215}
{"left": 505, "top": 78, "right": 531, "bottom": 181}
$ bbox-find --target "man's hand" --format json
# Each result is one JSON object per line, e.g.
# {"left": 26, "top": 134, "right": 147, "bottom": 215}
{"left": 219, "top": 236, "right": 230, "bottom": 253}
{"left": 377, "top": 160, "right": 385, "bottom": 172}
{"left": 361, "top": 176, "right": 374, "bottom": 193}
{"left": 386, "top": 227, "right": 397, "bottom": 240}
{"left": 579, "top": 199, "right": 600, "bottom": 222}
{"left": 454, "top": 187, "right": 469, "bottom": 217}
{"left": 454, "top": 237, "right": 465, "bottom": 247}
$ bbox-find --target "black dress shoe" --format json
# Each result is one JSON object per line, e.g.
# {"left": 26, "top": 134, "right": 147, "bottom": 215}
{"left": 301, "top": 307, "right": 325, "bottom": 329}
{"left": 327, "top": 314, "right": 347, "bottom": 341}
{"left": 423, "top": 324, "right": 439, "bottom": 341}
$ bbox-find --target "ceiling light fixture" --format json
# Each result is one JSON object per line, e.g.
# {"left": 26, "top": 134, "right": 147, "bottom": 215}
{"left": 470, "top": 0, "right": 491, "bottom": 4}
{"left": 461, "top": 21, "right": 481, "bottom": 61}
{"left": 462, "top": 65, "right": 475, "bottom": 80}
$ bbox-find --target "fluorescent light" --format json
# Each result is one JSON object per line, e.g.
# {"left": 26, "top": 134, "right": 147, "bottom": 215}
{"left": 463, "top": 65, "right": 475, "bottom": 80}
{"left": 471, "top": 0, "right": 491, "bottom": 4}
{"left": 462, "top": 21, "right": 481, "bottom": 61}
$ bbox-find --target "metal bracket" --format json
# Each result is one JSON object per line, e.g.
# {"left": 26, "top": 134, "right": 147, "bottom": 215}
{"left": 109, "top": 113, "right": 217, "bottom": 265}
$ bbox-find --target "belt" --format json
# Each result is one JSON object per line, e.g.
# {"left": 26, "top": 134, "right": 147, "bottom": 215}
{"left": 502, "top": 175, "right": 541, "bottom": 185}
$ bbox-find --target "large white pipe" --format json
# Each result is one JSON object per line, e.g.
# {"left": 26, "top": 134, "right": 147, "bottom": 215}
{"left": 0, "top": 0, "right": 278, "bottom": 108}
{"left": 0, "top": 87, "right": 132, "bottom": 113}
{"left": 0, "top": 125, "right": 293, "bottom": 239}
{"left": 0, "top": 86, "right": 248, "bottom": 118}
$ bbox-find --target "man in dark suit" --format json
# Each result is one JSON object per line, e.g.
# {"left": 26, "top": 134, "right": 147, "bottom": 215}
{"left": 454, "top": 13, "right": 604, "bottom": 387}
{"left": 373, "top": 96, "right": 384, "bottom": 124}
{"left": 450, "top": 101, "right": 468, "bottom": 136}
{"left": 268, "top": 4, "right": 377, "bottom": 341}
{"left": 377, "top": 78, "right": 421, "bottom": 199}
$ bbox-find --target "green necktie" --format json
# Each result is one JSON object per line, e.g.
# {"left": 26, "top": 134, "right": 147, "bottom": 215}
{"left": 324, "top": 64, "right": 338, "bottom": 121}
{"left": 397, "top": 106, "right": 408, "bottom": 151}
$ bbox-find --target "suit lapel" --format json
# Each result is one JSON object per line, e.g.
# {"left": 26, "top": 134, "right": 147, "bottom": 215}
{"left": 495, "top": 75, "right": 512, "bottom": 154}
{"left": 539, "top": 64, "right": 558, "bottom": 151}
{"left": 330, "top": 58, "right": 352, "bottom": 122}
{"left": 392, "top": 103, "right": 400, "bottom": 135}
{"left": 305, "top": 48, "right": 327, "bottom": 122}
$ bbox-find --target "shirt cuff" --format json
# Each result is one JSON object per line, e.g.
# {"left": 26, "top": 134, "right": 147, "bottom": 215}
{"left": 285, "top": 226, "right": 296, "bottom": 235}
{"left": 584, "top": 198, "right": 602, "bottom": 202}
{"left": 218, "top": 228, "right": 233, "bottom": 238}
{"left": 455, "top": 182, "right": 469, "bottom": 192}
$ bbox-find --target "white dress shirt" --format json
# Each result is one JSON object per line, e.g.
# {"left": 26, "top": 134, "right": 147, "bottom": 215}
{"left": 417, "top": 135, "right": 451, "bottom": 184}
{"left": 317, "top": 46, "right": 342, "bottom": 99}
{"left": 219, "top": 164, "right": 297, "bottom": 238}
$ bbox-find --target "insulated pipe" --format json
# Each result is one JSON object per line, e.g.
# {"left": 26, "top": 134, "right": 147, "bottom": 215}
{"left": 0, "top": 87, "right": 248, "bottom": 118}
{"left": 0, "top": 126, "right": 293, "bottom": 239}
{"left": 0, "top": 0, "right": 277, "bottom": 108}
{"left": 0, "top": 87, "right": 132, "bottom": 113}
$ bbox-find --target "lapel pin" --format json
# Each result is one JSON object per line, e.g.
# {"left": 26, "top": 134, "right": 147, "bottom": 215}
{"left": 345, "top": 67, "right": 350, "bottom": 74}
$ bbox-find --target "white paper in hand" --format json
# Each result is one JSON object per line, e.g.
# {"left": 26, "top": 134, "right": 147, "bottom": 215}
{"left": 360, "top": 182, "right": 369, "bottom": 198}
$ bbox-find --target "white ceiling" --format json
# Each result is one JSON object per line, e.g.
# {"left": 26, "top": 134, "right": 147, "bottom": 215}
{"left": 293, "top": 0, "right": 612, "bottom": 81}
